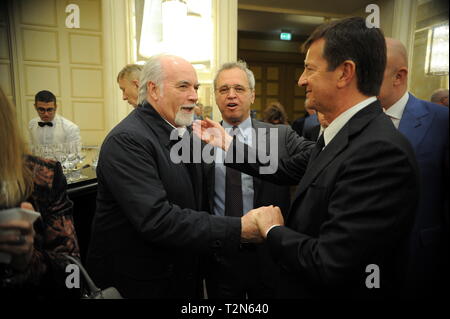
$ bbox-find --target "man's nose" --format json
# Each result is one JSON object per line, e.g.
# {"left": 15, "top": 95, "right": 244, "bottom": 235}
{"left": 298, "top": 71, "right": 308, "bottom": 87}
{"left": 227, "top": 88, "right": 238, "bottom": 98}
{"left": 188, "top": 88, "right": 198, "bottom": 102}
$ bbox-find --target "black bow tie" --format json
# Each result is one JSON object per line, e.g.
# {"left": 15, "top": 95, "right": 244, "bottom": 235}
{"left": 38, "top": 121, "right": 53, "bottom": 127}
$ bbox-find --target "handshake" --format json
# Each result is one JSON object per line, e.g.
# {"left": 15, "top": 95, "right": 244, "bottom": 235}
{"left": 241, "top": 205, "right": 284, "bottom": 243}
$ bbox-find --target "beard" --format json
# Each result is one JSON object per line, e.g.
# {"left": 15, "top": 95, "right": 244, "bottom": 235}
{"left": 174, "top": 103, "right": 196, "bottom": 127}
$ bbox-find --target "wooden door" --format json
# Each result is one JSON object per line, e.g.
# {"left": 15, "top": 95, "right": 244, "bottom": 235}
{"left": 248, "top": 62, "right": 306, "bottom": 123}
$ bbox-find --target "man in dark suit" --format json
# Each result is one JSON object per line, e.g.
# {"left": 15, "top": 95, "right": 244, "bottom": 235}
{"left": 378, "top": 38, "right": 449, "bottom": 297}
{"left": 203, "top": 61, "right": 312, "bottom": 298}
{"left": 303, "top": 111, "right": 329, "bottom": 141}
{"left": 291, "top": 106, "right": 319, "bottom": 137}
{"left": 195, "top": 17, "right": 420, "bottom": 298}
{"left": 86, "top": 54, "right": 267, "bottom": 298}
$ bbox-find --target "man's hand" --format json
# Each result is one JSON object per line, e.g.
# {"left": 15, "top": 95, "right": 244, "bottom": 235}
{"left": 0, "top": 202, "right": 36, "bottom": 272}
{"left": 253, "top": 205, "right": 284, "bottom": 239}
{"left": 241, "top": 208, "right": 263, "bottom": 243}
{"left": 192, "top": 118, "right": 233, "bottom": 151}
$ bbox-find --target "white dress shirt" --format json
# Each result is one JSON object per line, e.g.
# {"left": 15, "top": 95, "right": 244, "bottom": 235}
{"left": 323, "top": 96, "right": 377, "bottom": 147}
{"left": 28, "top": 114, "right": 81, "bottom": 145}
{"left": 383, "top": 92, "right": 409, "bottom": 129}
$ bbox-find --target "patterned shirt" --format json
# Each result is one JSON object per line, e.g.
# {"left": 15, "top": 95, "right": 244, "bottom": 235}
{"left": 0, "top": 155, "right": 80, "bottom": 298}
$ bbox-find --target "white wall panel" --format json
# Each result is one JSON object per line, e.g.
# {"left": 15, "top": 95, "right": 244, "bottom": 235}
{"left": 22, "top": 28, "right": 59, "bottom": 62}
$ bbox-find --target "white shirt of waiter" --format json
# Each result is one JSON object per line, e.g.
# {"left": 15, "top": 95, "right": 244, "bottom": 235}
{"left": 29, "top": 114, "right": 81, "bottom": 145}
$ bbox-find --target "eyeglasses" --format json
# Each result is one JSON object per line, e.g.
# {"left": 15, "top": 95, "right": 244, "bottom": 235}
{"left": 37, "top": 107, "right": 55, "bottom": 114}
{"left": 216, "top": 85, "right": 251, "bottom": 96}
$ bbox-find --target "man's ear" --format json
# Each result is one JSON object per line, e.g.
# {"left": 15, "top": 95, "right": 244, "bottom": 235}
{"left": 147, "top": 81, "right": 159, "bottom": 100}
{"left": 132, "top": 79, "right": 139, "bottom": 88}
{"left": 337, "top": 60, "right": 356, "bottom": 89}
{"left": 394, "top": 67, "right": 408, "bottom": 86}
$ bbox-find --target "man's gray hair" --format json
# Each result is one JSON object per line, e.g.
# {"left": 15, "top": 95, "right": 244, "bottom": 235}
{"left": 138, "top": 54, "right": 170, "bottom": 105}
{"left": 214, "top": 60, "right": 255, "bottom": 90}
{"left": 117, "top": 64, "right": 143, "bottom": 82}
{"left": 430, "top": 88, "right": 449, "bottom": 104}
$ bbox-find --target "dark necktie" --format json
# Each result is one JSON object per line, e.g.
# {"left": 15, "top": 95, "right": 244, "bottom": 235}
{"left": 308, "top": 133, "right": 325, "bottom": 164}
{"left": 38, "top": 121, "right": 53, "bottom": 127}
{"left": 225, "top": 126, "right": 243, "bottom": 217}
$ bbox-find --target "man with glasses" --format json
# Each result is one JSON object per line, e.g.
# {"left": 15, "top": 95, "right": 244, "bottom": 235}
{"left": 28, "top": 90, "right": 81, "bottom": 145}
{"left": 203, "top": 61, "right": 312, "bottom": 298}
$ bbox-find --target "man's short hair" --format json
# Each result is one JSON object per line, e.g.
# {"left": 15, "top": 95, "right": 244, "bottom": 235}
{"left": 35, "top": 90, "right": 56, "bottom": 105}
{"left": 117, "top": 64, "right": 143, "bottom": 82}
{"left": 430, "top": 88, "right": 449, "bottom": 104}
{"left": 303, "top": 17, "right": 386, "bottom": 97}
{"left": 214, "top": 60, "right": 255, "bottom": 90}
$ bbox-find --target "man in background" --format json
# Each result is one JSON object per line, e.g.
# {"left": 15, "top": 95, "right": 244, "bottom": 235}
{"left": 378, "top": 37, "right": 449, "bottom": 297}
{"left": 303, "top": 111, "right": 329, "bottom": 141}
{"left": 28, "top": 90, "right": 80, "bottom": 145}
{"left": 430, "top": 88, "right": 449, "bottom": 107}
{"left": 203, "top": 61, "right": 310, "bottom": 298}
{"left": 291, "top": 101, "right": 319, "bottom": 137}
{"left": 194, "top": 102, "right": 204, "bottom": 120}
{"left": 117, "top": 64, "right": 142, "bottom": 108}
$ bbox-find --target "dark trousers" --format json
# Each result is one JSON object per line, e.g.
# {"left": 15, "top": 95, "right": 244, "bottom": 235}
{"left": 205, "top": 243, "right": 279, "bottom": 299}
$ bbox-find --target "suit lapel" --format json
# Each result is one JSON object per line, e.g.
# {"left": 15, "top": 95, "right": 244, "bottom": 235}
{"left": 251, "top": 119, "right": 266, "bottom": 205}
{"left": 289, "top": 128, "right": 349, "bottom": 212}
{"left": 398, "top": 94, "right": 432, "bottom": 151}
{"left": 287, "top": 101, "right": 382, "bottom": 221}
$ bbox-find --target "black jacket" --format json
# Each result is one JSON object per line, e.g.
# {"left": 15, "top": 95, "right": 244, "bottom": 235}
{"left": 227, "top": 101, "right": 420, "bottom": 298}
{"left": 86, "top": 102, "right": 241, "bottom": 298}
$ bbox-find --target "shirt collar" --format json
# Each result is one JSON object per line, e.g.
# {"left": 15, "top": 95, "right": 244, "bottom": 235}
{"left": 50, "top": 114, "right": 59, "bottom": 125}
{"left": 383, "top": 91, "right": 409, "bottom": 120}
{"left": 162, "top": 117, "right": 187, "bottom": 138}
{"left": 323, "top": 96, "right": 377, "bottom": 146}
{"left": 222, "top": 115, "right": 252, "bottom": 138}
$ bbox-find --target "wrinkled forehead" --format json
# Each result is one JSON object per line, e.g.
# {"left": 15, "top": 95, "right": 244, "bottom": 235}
{"left": 216, "top": 68, "right": 249, "bottom": 86}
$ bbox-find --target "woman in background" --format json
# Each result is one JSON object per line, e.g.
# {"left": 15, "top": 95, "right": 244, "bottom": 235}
{"left": 0, "top": 87, "right": 80, "bottom": 298}
{"left": 262, "top": 101, "right": 289, "bottom": 125}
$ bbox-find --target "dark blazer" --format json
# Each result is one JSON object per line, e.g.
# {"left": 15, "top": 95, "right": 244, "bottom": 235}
{"left": 86, "top": 102, "right": 241, "bottom": 298}
{"left": 203, "top": 120, "right": 312, "bottom": 297}
{"left": 204, "top": 120, "right": 309, "bottom": 216}
{"left": 303, "top": 124, "right": 321, "bottom": 141}
{"left": 291, "top": 113, "right": 319, "bottom": 138}
{"left": 398, "top": 94, "right": 449, "bottom": 296}
{"left": 227, "top": 101, "right": 420, "bottom": 298}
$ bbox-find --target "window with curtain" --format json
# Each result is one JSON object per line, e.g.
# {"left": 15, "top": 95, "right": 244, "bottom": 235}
{"left": 425, "top": 23, "right": 449, "bottom": 76}
{"left": 136, "top": 0, "right": 213, "bottom": 69}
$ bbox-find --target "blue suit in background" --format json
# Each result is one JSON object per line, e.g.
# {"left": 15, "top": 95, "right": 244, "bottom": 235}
{"left": 399, "top": 93, "right": 449, "bottom": 297}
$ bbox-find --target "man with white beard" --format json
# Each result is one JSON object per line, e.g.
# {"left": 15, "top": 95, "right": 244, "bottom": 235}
{"left": 86, "top": 54, "right": 268, "bottom": 298}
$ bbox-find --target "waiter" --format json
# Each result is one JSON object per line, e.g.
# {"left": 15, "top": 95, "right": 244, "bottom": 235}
{"left": 28, "top": 90, "right": 80, "bottom": 145}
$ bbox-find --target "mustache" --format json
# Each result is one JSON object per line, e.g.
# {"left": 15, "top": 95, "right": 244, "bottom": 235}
{"left": 179, "top": 104, "right": 196, "bottom": 111}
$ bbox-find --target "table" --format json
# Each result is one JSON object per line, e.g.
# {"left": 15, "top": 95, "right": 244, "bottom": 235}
{"left": 67, "top": 166, "right": 97, "bottom": 263}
